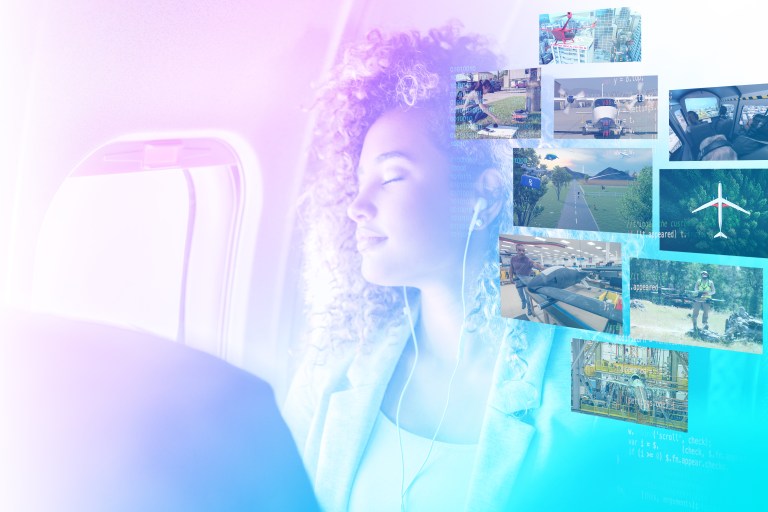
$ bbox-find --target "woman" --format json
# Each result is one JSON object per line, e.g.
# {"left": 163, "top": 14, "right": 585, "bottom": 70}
{"left": 283, "top": 26, "right": 564, "bottom": 511}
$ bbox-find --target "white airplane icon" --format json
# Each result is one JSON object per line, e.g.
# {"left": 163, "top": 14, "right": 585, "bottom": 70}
{"left": 691, "top": 182, "right": 750, "bottom": 239}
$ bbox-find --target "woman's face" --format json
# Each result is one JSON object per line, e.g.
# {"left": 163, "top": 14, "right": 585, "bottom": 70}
{"left": 347, "top": 109, "right": 472, "bottom": 288}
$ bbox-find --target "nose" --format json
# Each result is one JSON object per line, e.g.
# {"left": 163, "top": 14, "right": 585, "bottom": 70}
{"left": 347, "top": 188, "right": 375, "bottom": 223}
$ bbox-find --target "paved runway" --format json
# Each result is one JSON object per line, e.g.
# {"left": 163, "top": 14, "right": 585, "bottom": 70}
{"left": 557, "top": 182, "right": 599, "bottom": 231}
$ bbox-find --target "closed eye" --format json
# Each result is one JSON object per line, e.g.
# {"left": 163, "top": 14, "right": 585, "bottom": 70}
{"left": 382, "top": 176, "right": 404, "bottom": 185}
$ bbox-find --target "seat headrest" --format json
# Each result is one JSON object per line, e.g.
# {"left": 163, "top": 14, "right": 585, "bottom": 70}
{"left": 747, "top": 114, "right": 768, "bottom": 140}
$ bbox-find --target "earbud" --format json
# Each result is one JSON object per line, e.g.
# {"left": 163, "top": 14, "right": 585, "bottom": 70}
{"left": 470, "top": 197, "right": 488, "bottom": 232}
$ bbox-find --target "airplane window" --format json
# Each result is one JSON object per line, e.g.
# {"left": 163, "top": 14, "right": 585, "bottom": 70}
{"left": 684, "top": 96, "right": 719, "bottom": 120}
{"left": 31, "top": 137, "right": 260, "bottom": 362}
{"left": 673, "top": 109, "right": 688, "bottom": 130}
{"left": 33, "top": 169, "right": 191, "bottom": 340}
{"left": 740, "top": 105, "right": 768, "bottom": 129}
{"left": 594, "top": 98, "right": 617, "bottom": 107}
{"left": 669, "top": 127, "right": 682, "bottom": 154}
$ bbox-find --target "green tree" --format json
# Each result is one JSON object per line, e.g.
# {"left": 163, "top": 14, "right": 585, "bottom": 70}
{"left": 513, "top": 149, "right": 547, "bottom": 226}
{"left": 550, "top": 166, "right": 572, "bottom": 201}
{"left": 620, "top": 166, "right": 652, "bottom": 231}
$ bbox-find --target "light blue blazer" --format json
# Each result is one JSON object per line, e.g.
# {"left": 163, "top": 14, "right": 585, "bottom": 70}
{"left": 283, "top": 321, "right": 571, "bottom": 511}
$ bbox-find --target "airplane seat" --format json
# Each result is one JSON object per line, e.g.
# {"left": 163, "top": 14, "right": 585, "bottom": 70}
{"left": 712, "top": 117, "right": 734, "bottom": 140}
{"left": 698, "top": 134, "right": 737, "bottom": 161}
{"left": 29, "top": 136, "right": 261, "bottom": 367}
{"left": 677, "top": 140, "right": 694, "bottom": 161}
{"left": 736, "top": 115, "right": 768, "bottom": 159}
{"left": 0, "top": 308, "right": 319, "bottom": 512}
{"left": 687, "top": 122, "right": 716, "bottom": 159}
{"left": 738, "top": 141, "right": 768, "bottom": 160}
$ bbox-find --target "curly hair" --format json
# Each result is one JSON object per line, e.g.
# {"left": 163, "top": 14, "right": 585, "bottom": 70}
{"left": 298, "top": 25, "right": 519, "bottom": 357}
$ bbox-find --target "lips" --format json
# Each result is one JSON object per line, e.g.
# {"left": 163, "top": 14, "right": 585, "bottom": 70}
{"left": 355, "top": 229, "right": 387, "bottom": 252}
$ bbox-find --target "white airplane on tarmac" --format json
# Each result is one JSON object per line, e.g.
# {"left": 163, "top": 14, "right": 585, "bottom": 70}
{"left": 691, "top": 182, "right": 750, "bottom": 239}
{"left": 556, "top": 81, "right": 657, "bottom": 138}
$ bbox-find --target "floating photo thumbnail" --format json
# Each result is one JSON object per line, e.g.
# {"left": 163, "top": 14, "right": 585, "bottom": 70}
{"left": 571, "top": 339, "right": 688, "bottom": 432}
{"left": 500, "top": 234, "right": 623, "bottom": 334}
{"left": 630, "top": 258, "right": 763, "bottom": 354}
{"left": 659, "top": 169, "right": 768, "bottom": 259}
{"left": 539, "top": 8, "right": 642, "bottom": 65}
{"left": 455, "top": 68, "right": 541, "bottom": 140}
{"left": 669, "top": 82, "right": 768, "bottom": 161}
{"left": 554, "top": 75, "right": 658, "bottom": 139}
{"left": 513, "top": 148, "right": 651, "bottom": 234}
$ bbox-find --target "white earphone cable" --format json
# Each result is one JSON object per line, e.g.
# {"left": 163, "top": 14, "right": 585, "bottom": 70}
{"left": 395, "top": 199, "right": 483, "bottom": 509}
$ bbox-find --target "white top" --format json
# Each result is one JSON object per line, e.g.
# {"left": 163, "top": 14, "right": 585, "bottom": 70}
{"left": 348, "top": 411, "right": 478, "bottom": 511}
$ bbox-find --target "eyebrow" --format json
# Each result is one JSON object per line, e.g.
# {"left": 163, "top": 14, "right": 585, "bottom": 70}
{"left": 357, "top": 151, "right": 414, "bottom": 176}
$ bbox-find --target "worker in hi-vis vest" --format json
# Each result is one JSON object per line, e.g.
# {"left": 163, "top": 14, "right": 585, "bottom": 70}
{"left": 692, "top": 270, "right": 716, "bottom": 331}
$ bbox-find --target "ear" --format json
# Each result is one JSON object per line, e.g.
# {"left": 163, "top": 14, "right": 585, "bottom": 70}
{"left": 473, "top": 167, "right": 505, "bottom": 230}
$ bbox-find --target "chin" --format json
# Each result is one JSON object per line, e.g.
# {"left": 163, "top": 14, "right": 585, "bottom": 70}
{"left": 360, "top": 259, "right": 408, "bottom": 288}
{"left": 360, "top": 267, "right": 398, "bottom": 288}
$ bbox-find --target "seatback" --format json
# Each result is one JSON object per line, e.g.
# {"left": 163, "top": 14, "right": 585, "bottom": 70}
{"left": 687, "top": 122, "right": 717, "bottom": 158}
{"left": 699, "top": 135, "right": 738, "bottom": 161}
{"left": 740, "top": 140, "right": 768, "bottom": 160}
{"left": 712, "top": 117, "right": 734, "bottom": 138}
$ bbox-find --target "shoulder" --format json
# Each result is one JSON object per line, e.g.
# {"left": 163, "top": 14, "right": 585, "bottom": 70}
{"left": 282, "top": 345, "right": 356, "bottom": 446}
{"left": 282, "top": 326, "right": 408, "bottom": 449}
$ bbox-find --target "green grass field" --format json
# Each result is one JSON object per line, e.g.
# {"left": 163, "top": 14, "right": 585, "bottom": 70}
{"left": 524, "top": 182, "right": 634, "bottom": 232}
{"left": 455, "top": 96, "right": 542, "bottom": 139}
{"left": 527, "top": 182, "right": 566, "bottom": 227}
{"left": 630, "top": 299, "right": 762, "bottom": 354}
{"left": 582, "top": 184, "right": 629, "bottom": 233}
